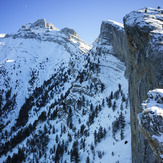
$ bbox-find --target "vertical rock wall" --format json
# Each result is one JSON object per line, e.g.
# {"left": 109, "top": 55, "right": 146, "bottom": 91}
{"left": 93, "top": 8, "right": 163, "bottom": 162}
{"left": 96, "top": 20, "right": 128, "bottom": 63}
{"left": 123, "top": 8, "right": 163, "bottom": 163}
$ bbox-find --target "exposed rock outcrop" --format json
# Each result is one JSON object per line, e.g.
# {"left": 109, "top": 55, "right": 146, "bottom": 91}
{"left": 96, "top": 20, "right": 128, "bottom": 63}
{"left": 30, "top": 18, "right": 59, "bottom": 30}
{"left": 61, "top": 27, "right": 77, "bottom": 37}
{"left": 4, "top": 19, "right": 91, "bottom": 54}
{"left": 123, "top": 8, "right": 163, "bottom": 163}
{"left": 61, "top": 27, "right": 92, "bottom": 53}
{"left": 138, "top": 89, "right": 163, "bottom": 162}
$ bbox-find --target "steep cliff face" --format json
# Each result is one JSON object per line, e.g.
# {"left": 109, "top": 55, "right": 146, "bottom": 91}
{"left": 123, "top": 8, "right": 163, "bottom": 163}
{"left": 97, "top": 8, "right": 163, "bottom": 163}
{"left": 95, "top": 20, "right": 128, "bottom": 63}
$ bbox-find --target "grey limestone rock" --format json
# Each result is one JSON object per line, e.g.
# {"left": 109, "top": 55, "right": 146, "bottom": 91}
{"left": 96, "top": 20, "right": 129, "bottom": 63}
{"left": 31, "top": 18, "right": 58, "bottom": 30}
{"left": 61, "top": 27, "right": 77, "bottom": 37}
{"left": 138, "top": 89, "right": 163, "bottom": 162}
{"left": 124, "top": 8, "right": 163, "bottom": 163}
{"left": 97, "top": 8, "right": 163, "bottom": 163}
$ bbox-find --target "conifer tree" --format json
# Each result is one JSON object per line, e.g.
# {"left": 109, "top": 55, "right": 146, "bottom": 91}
{"left": 94, "top": 130, "right": 97, "bottom": 145}
{"left": 71, "top": 141, "right": 80, "bottom": 163}
{"left": 86, "top": 156, "right": 90, "bottom": 163}
{"left": 67, "top": 107, "right": 73, "bottom": 129}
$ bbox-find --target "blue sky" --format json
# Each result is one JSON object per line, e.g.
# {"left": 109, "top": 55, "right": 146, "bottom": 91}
{"left": 0, "top": 0, "right": 162, "bottom": 44}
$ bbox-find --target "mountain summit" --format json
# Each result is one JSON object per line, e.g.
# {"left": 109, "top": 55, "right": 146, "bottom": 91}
{"left": 30, "top": 18, "right": 59, "bottom": 30}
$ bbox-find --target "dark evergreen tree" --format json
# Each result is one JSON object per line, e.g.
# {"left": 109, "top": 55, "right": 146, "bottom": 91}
{"left": 102, "top": 98, "right": 105, "bottom": 107}
{"left": 82, "top": 95, "right": 85, "bottom": 106}
{"left": 120, "top": 103, "right": 123, "bottom": 111}
{"left": 110, "top": 91, "right": 113, "bottom": 99}
{"left": 98, "top": 126, "right": 103, "bottom": 142}
{"left": 99, "top": 104, "right": 102, "bottom": 111}
{"left": 119, "top": 112, "right": 125, "bottom": 130}
{"left": 95, "top": 106, "right": 98, "bottom": 117}
{"left": 83, "top": 139, "right": 85, "bottom": 151}
{"left": 86, "top": 156, "right": 90, "bottom": 163}
{"left": 122, "top": 94, "right": 126, "bottom": 102}
{"left": 104, "top": 128, "right": 106, "bottom": 138}
{"left": 56, "top": 134, "right": 59, "bottom": 143}
{"left": 118, "top": 83, "right": 121, "bottom": 91}
{"left": 90, "top": 83, "right": 93, "bottom": 90}
{"left": 82, "top": 108, "right": 86, "bottom": 115}
{"left": 52, "top": 126, "right": 55, "bottom": 134}
{"left": 90, "top": 103, "right": 93, "bottom": 111}
{"left": 112, "top": 118, "right": 120, "bottom": 138}
{"left": 44, "top": 124, "right": 48, "bottom": 133}
{"left": 79, "top": 72, "right": 84, "bottom": 83}
{"left": 114, "top": 90, "right": 119, "bottom": 100}
{"left": 90, "top": 143, "right": 94, "bottom": 152}
{"left": 67, "top": 107, "right": 73, "bottom": 129}
{"left": 68, "top": 132, "right": 72, "bottom": 142}
{"left": 112, "top": 101, "right": 116, "bottom": 112}
{"left": 71, "top": 141, "right": 80, "bottom": 163}
{"left": 101, "top": 83, "right": 105, "bottom": 93}
{"left": 77, "top": 99, "right": 82, "bottom": 110}
{"left": 94, "top": 130, "right": 97, "bottom": 145}
{"left": 106, "top": 97, "right": 112, "bottom": 108}
{"left": 80, "top": 124, "right": 85, "bottom": 136}
{"left": 88, "top": 110, "right": 95, "bottom": 125}
{"left": 55, "top": 144, "right": 60, "bottom": 163}
{"left": 120, "top": 128, "right": 124, "bottom": 140}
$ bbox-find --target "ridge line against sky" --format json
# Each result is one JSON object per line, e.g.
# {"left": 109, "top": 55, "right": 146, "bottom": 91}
{"left": 0, "top": 0, "right": 162, "bottom": 44}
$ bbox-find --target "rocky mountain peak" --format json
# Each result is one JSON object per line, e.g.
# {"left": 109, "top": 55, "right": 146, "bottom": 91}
{"left": 61, "top": 27, "right": 78, "bottom": 37}
{"left": 94, "top": 20, "right": 128, "bottom": 63}
{"left": 2, "top": 18, "right": 91, "bottom": 54}
{"left": 97, "top": 20, "right": 124, "bottom": 46}
{"left": 30, "top": 18, "right": 59, "bottom": 30}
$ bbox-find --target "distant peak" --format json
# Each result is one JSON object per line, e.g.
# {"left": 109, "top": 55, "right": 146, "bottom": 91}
{"left": 32, "top": 19, "right": 47, "bottom": 28}
{"left": 30, "top": 18, "right": 59, "bottom": 30}
{"left": 61, "top": 27, "right": 78, "bottom": 37}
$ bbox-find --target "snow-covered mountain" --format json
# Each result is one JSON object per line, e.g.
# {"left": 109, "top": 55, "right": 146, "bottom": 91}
{"left": 0, "top": 18, "right": 131, "bottom": 163}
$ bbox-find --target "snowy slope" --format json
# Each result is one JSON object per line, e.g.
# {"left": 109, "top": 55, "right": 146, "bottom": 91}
{"left": 0, "top": 19, "right": 131, "bottom": 163}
